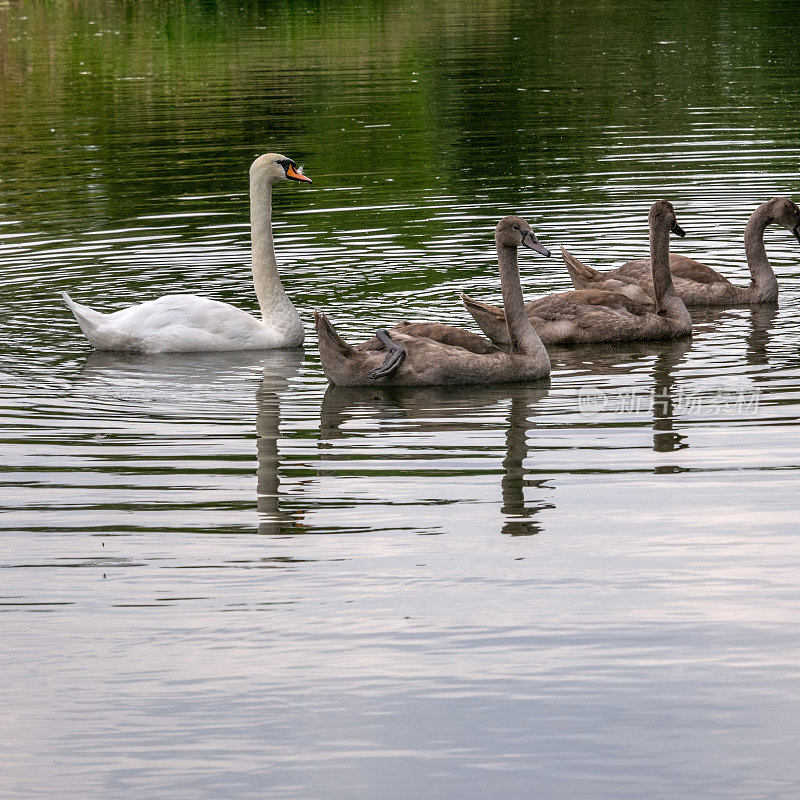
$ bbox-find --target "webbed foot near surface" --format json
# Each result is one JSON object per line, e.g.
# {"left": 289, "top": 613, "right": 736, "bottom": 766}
{"left": 367, "top": 329, "right": 406, "bottom": 379}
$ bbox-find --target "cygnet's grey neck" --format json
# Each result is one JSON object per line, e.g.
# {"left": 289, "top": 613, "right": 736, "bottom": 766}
{"left": 744, "top": 203, "right": 778, "bottom": 302}
{"left": 497, "top": 241, "right": 549, "bottom": 364}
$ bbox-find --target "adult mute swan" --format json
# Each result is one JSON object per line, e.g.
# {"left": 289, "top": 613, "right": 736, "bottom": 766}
{"left": 561, "top": 197, "right": 800, "bottom": 306}
{"left": 462, "top": 201, "right": 691, "bottom": 344}
{"left": 63, "top": 153, "right": 312, "bottom": 353}
{"left": 314, "top": 216, "right": 552, "bottom": 386}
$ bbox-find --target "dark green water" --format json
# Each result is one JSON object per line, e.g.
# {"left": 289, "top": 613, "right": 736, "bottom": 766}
{"left": 2, "top": 2, "right": 800, "bottom": 798}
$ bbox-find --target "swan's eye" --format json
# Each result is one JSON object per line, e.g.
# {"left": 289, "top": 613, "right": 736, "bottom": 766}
{"left": 276, "top": 159, "right": 297, "bottom": 173}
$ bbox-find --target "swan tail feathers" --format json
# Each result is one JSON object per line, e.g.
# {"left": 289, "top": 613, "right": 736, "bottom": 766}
{"left": 62, "top": 292, "right": 107, "bottom": 341}
{"left": 561, "top": 246, "right": 601, "bottom": 288}
{"left": 461, "top": 293, "right": 504, "bottom": 318}
{"left": 461, "top": 293, "right": 511, "bottom": 346}
{"left": 314, "top": 311, "right": 357, "bottom": 359}
{"left": 315, "top": 311, "right": 362, "bottom": 385}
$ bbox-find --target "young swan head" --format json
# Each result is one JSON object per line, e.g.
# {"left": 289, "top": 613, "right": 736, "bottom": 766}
{"left": 764, "top": 197, "right": 800, "bottom": 244}
{"left": 250, "top": 153, "right": 313, "bottom": 186}
{"left": 649, "top": 200, "right": 686, "bottom": 238}
{"left": 494, "top": 215, "right": 551, "bottom": 256}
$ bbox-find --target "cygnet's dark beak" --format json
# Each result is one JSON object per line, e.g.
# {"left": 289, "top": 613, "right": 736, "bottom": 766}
{"left": 792, "top": 224, "right": 800, "bottom": 244}
{"left": 287, "top": 164, "right": 312, "bottom": 183}
{"left": 522, "top": 230, "right": 551, "bottom": 257}
{"left": 671, "top": 222, "right": 686, "bottom": 238}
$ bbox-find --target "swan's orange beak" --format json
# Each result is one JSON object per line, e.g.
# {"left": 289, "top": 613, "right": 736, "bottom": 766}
{"left": 287, "top": 164, "right": 312, "bottom": 184}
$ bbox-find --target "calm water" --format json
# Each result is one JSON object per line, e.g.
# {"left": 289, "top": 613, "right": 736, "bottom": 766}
{"left": 2, "top": 1, "right": 800, "bottom": 798}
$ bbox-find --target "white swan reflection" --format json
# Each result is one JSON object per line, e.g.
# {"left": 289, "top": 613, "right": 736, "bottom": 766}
{"left": 77, "top": 348, "right": 304, "bottom": 537}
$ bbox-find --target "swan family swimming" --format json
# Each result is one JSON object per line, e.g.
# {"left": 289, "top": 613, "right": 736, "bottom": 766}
{"left": 462, "top": 201, "right": 692, "bottom": 347}
{"left": 561, "top": 197, "right": 800, "bottom": 307}
{"left": 63, "top": 153, "right": 800, "bottom": 387}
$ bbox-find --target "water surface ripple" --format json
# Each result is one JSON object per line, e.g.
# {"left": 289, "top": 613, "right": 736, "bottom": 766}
{"left": 2, "top": 2, "right": 800, "bottom": 799}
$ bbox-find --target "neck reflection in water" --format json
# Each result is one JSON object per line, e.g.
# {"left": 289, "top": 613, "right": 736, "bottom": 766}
{"left": 75, "top": 302, "right": 782, "bottom": 541}
{"left": 550, "top": 338, "right": 693, "bottom": 467}
{"left": 319, "top": 382, "right": 551, "bottom": 537}
{"left": 77, "top": 347, "right": 305, "bottom": 537}
{"left": 255, "top": 351, "right": 305, "bottom": 536}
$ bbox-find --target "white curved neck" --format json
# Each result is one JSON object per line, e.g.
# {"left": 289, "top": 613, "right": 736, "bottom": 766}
{"left": 250, "top": 175, "right": 299, "bottom": 326}
{"left": 744, "top": 204, "right": 778, "bottom": 302}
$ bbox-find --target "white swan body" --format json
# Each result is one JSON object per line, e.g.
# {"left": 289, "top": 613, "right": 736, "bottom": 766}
{"left": 63, "top": 153, "right": 312, "bottom": 353}
{"left": 62, "top": 293, "right": 296, "bottom": 353}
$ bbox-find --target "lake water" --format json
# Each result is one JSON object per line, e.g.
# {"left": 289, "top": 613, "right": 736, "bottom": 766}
{"left": 2, "top": 1, "right": 800, "bottom": 798}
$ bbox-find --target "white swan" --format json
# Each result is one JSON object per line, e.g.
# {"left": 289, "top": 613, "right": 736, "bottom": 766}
{"left": 63, "top": 153, "right": 312, "bottom": 353}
